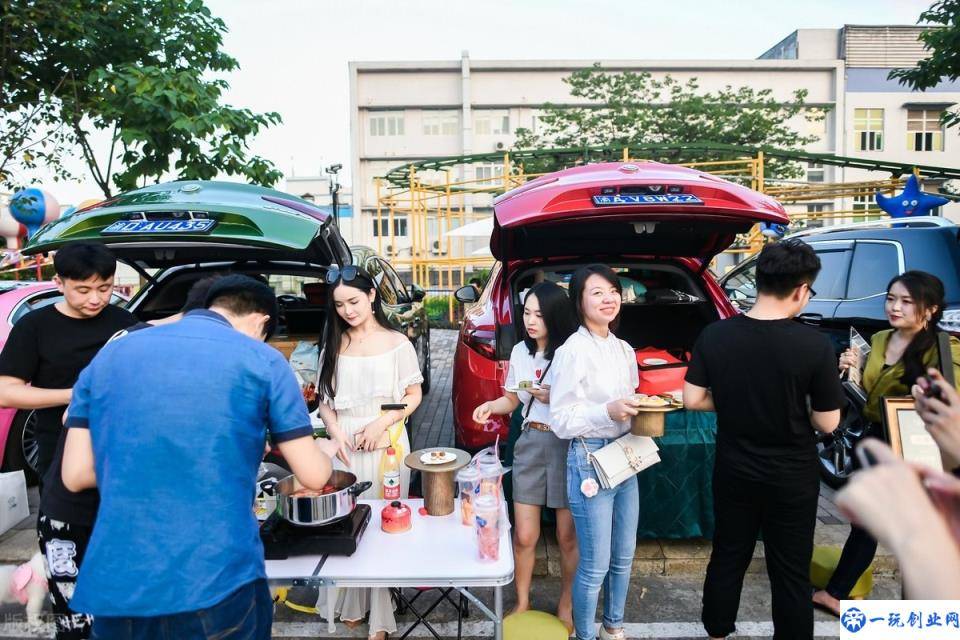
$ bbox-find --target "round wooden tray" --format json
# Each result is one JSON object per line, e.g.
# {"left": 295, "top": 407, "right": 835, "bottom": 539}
{"left": 635, "top": 404, "right": 682, "bottom": 413}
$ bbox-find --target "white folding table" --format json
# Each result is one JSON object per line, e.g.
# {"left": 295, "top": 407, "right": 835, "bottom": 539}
{"left": 266, "top": 499, "right": 514, "bottom": 640}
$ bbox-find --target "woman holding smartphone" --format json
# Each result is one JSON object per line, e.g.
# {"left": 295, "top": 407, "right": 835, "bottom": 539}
{"left": 549, "top": 264, "right": 642, "bottom": 640}
{"left": 813, "top": 270, "right": 960, "bottom": 616}
{"left": 315, "top": 265, "right": 424, "bottom": 640}
{"left": 472, "top": 281, "right": 578, "bottom": 630}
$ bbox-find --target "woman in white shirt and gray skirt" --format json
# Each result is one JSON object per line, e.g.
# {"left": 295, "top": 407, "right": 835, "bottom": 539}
{"left": 549, "top": 264, "right": 642, "bottom": 640}
{"left": 472, "top": 281, "right": 578, "bottom": 631}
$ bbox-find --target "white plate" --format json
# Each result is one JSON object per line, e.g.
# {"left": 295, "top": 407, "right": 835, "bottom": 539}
{"left": 420, "top": 450, "right": 457, "bottom": 465}
{"left": 503, "top": 383, "right": 541, "bottom": 393}
{"left": 642, "top": 358, "right": 668, "bottom": 366}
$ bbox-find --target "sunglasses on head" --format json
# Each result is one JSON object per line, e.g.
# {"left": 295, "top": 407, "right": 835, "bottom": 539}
{"left": 326, "top": 266, "right": 359, "bottom": 285}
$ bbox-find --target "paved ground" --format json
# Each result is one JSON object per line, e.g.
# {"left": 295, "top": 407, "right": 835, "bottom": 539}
{"left": 0, "top": 329, "right": 899, "bottom": 639}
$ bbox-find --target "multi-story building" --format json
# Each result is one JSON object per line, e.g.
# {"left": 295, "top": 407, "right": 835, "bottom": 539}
{"left": 349, "top": 25, "right": 960, "bottom": 263}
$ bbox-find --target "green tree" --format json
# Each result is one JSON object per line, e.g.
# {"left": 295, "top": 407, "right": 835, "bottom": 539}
{"left": 889, "top": 0, "right": 960, "bottom": 129}
{"left": 513, "top": 65, "right": 823, "bottom": 179}
{"left": 0, "top": 0, "right": 282, "bottom": 196}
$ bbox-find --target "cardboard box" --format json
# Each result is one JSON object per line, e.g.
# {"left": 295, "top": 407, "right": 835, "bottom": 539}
{"left": 0, "top": 470, "right": 28, "bottom": 536}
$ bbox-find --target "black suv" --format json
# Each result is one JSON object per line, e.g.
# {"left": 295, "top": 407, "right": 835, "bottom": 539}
{"left": 720, "top": 217, "right": 960, "bottom": 487}
{"left": 720, "top": 216, "right": 960, "bottom": 350}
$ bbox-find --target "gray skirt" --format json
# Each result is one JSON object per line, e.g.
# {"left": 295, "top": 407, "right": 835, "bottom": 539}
{"left": 512, "top": 427, "right": 570, "bottom": 509}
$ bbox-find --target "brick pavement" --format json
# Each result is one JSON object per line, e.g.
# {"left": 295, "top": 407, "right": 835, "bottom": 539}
{"left": 403, "top": 329, "right": 897, "bottom": 579}
{"left": 0, "top": 329, "right": 896, "bottom": 581}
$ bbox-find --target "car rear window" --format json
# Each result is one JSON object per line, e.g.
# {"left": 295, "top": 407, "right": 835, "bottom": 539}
{"left": 515, "top": 264, "right": 703, "bottom": 305}
{"left": 847, "top": 242, "right": 900, "bottom": 299}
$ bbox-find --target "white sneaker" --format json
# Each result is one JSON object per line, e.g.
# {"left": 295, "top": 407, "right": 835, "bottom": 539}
{"left": 598, "top": 626, "right": 626, "bottom": 640}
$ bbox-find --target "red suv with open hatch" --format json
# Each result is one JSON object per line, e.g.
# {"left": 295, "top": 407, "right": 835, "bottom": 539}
{"left": 450, "top": 161, "right": 789, "bottom": 450}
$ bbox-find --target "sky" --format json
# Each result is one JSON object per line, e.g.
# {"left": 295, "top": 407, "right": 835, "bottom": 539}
{"left": 21, "top": 0, "right": 937, "bottom": 204}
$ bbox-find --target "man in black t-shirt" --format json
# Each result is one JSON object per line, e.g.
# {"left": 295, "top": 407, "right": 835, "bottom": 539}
{"left": 684, "top": 240, "right": 843, "bottom": 640}
{"left": 0, "top": 243, "right": 136, "bottom": 486}
{"left": 0, "top": 242, "right": 135, "bottom": 640}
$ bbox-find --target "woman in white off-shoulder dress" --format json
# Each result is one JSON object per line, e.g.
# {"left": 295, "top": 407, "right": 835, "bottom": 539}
{"left": 315, "top": 265, "right": 424, "bottom": 640}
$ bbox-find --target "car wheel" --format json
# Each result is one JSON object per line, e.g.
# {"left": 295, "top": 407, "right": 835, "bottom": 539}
{"left": 816, "top": 385, "right": 868, "bottom": 489}
{"left": 2, "top": 410, "right": 39, "bottom": 486}
{"left": 420, "top": 326, "right": 432, "bottom": 395}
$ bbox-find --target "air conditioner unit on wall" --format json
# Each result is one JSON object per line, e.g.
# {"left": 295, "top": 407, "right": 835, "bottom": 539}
{"left": 495, "top": 141, "right": 505, "bottom": 150}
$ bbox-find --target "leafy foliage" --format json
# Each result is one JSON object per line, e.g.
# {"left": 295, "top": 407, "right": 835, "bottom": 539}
{"left": 513, "top": 65, "right": 823, "bottom": 179}
{"left": 889, "top": 0, "right": 960, "bottom": 129}
{"left": 0, "top": 0, "right": 282, "bottom": 196}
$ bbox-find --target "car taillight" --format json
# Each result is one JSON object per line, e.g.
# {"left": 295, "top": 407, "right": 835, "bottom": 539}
{"left": 464, "top": 328, "right": 496, "bottom": 359}
{"left": 941, "top": 309, "right": 960, "bottom": 334}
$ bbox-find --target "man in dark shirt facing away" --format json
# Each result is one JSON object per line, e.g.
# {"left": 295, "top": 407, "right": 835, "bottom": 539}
{"left": 684, "top": 239, "right": 844, "bottom": 640}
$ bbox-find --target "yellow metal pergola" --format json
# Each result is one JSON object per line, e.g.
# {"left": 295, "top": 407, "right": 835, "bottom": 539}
{"left": 373, "top": 149, "right": 923, "bottom": 320}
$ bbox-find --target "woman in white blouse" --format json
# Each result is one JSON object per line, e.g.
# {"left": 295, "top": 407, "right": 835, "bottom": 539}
{"left": 315, "top": 266, "right": 424, "bottom": 640}
{"left": 549, "top": 264, "right": 642, "bottom": 640}
{"left": 472, "top": 281, "right": 578, "bottom": 631}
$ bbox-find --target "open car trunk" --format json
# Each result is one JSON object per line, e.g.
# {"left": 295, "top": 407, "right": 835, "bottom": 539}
{"left": 127, "top": 262, "right": 329, "bottom": 357}
{"left": 509, "top": 260, "right": 720, "bottom": 368}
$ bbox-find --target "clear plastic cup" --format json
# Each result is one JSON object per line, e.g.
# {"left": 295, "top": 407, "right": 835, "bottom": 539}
{"left": 474, "top": 494, "right": 500, "bottom": 562}
{"left": 457, "top": 466, "right": 482, "bottom": 527}
{"left": 477, "top": 456, "right": 503, "bottom": 499}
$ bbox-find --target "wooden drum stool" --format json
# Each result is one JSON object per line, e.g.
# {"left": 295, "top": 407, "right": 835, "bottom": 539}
{"left": 405, "top": 448, "right": 471, "bottom": 516}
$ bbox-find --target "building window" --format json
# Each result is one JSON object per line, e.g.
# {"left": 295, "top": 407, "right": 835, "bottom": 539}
{"left": 475, "top": 164, "right": 504, "bottom": 183}
{"left": 852, "top": 194, "right": 882, "bottom": 222}
{"left": 372, "top": 217, "right": 408, "bottom": 237}
{"left": 806, "top": 162, "right": 825, "bottom": 183}
{"left": 423, "top": 111, "right": 459, "bottom": 136}
{"left": 854, "top": 108, "right": 884, "bottom": 151}
{"left": 907, "top": 109, "right": 944, "bottom": 151}
{"left": 369, "top": 113, "right": 405, "bottom": 137}
{"left": 474, "top": 112, "right": 510, "bottom": 135}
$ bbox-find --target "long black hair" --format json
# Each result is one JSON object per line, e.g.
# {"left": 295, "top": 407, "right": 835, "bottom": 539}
{"left": 318, "top": 268, "right": 393, "bottom": 400}
{"left": 569, "top": 263, "right": 623, "bottom": 332}
{"left": 888, "top": 270, "right": 945, "bottom": 387}
{"left": 521, "top": 281, "right": 577, "bottom": 361}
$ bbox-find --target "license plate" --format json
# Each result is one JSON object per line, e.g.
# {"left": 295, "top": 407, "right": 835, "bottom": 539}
{"left": 102, "top": 219, "right": 217, "bottom": 235}
{"left": 592, "top": 194, "right": 703, "bottom": 206}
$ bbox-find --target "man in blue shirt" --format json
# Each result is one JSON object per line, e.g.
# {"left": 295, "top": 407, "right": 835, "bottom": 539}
{"left": 61, "top": 275, "right": 338, "bottom": 639}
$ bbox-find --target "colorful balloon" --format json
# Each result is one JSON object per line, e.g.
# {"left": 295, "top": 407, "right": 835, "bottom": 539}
{"left": 76, "top": 198, "right": 102, "bottom": 212}
{"left": 9, "top": 188, "right": 59, "bottom": 238}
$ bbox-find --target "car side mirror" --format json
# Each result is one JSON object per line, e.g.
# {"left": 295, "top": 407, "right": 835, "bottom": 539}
{"left": 410, "top": 284, "right": 426, "bottom": 302}
{"left": 455, "top": 285, "right": 478, "bottom": 304}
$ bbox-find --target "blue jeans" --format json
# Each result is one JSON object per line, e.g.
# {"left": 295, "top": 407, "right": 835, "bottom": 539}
{"left": 90, "top": 579, "right": 272, "bottom": 640}
{"left": 567, "top": 438, "right": 640, "bottom": 640}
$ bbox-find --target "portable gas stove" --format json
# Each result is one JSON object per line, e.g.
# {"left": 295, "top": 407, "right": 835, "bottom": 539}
{"left": 260, "top": 504, "right": 371, "bottom": 560}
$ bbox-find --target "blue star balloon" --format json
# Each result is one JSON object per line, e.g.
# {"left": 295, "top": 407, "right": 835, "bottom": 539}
{"left": 875, "top": 175, "right": 949, "bottom": 218}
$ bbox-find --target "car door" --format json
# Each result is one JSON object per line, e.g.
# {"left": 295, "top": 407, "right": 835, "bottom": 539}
{"left": 833, "top": 240, "right": 904, "bottom": 340}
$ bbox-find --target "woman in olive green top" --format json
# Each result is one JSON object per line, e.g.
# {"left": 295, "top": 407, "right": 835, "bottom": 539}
{"left": 813, "top": 271, "right": 960, "bottom": 616}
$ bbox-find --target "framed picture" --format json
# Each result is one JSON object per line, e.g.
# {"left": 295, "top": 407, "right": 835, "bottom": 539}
{"left": 882, "top": 396, "right": 944, "bottom": 471}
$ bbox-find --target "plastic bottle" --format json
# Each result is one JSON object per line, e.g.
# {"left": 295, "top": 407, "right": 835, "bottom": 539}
{"left": 381, "top": 447, "right": 401, "bottom": 500}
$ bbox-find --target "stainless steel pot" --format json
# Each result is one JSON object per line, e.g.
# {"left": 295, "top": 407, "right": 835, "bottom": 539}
{"left": 270, "top": 470, "right": 372, "bottom": 527}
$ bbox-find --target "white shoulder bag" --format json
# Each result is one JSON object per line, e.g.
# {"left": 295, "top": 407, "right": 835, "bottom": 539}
{"left": 584, "top": 434, "right": 661, "bottom": 489}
